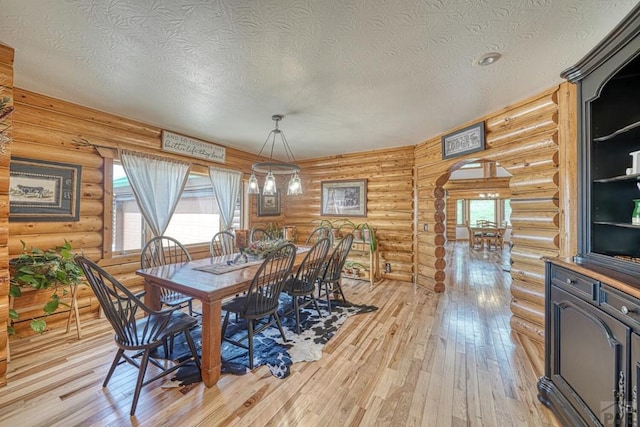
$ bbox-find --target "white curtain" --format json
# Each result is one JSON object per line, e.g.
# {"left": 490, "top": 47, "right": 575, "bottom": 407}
{"left": 120, "top": 149, "right": 191, "bottom": 237}
{"left": 208, "top": 166, "right": 242, "bottom": 231}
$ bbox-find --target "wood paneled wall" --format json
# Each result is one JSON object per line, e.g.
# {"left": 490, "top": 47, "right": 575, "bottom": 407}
{"left": 8, "top": 89, "right": 256, "bottom": 336}
{"left": 415, "top": 84, "right": 577, "bottom": 344}
{"left": 0, "top": 44, "right": 14, "bottom": 386}
{"left": 282, "top": 147, "right": 415, "bottom": 283}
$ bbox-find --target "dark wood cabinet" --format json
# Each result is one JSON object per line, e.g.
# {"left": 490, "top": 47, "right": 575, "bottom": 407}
{"left": 540, "top": 261, "right": 640, "bottom": 426}
{"left": 539, "top": 6, "right": 640, "bottom": 425}
{"left": 567, "top": 6, "right": 640, "bottom": 272}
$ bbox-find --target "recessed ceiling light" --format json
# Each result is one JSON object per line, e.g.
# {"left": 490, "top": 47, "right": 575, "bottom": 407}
{"left": 477, "top": 52, "right": 502, "bottom": 66}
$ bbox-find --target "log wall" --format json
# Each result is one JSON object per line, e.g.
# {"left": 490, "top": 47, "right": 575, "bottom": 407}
{"left": 0, "top": 44, "right": 14, "bottom": 386}
{"left": 8, "top": 88, "right": 256, "bottom": 337}
{"left": 415, "top": 83, "right": 577, "bottom": 343}
{"left": 282, "top": 147, "right": 415, "bottom": 283}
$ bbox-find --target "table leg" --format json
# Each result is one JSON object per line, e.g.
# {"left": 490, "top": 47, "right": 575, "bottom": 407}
{"left": 144, "top": 280, "right": 162, "bottom": 311}
{"left": 200, "top": 299, "right": 221, "bottom": 387}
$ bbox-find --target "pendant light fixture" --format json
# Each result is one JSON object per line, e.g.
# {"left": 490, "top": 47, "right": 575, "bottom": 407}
{"left": 247, "top": 114, "right": 303, "bottom": 196}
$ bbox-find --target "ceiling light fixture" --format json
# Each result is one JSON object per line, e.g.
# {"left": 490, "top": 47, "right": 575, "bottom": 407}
{"left": 247, "top": 114, "right": 302, "bottom": 196}
{"left": 479, "top": 192, "right": 500, "bottom": 199}
{"left": 477, "top": 52, "right": 502, "bottom": 66}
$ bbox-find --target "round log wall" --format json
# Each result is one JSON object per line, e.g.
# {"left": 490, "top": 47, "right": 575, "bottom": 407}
{"left": 8, "top": 88, "right": 256, "bottom": 337}
{"left": 285, "top": 147, "right": 415, "bottom": 284}
{"left": 415, "top": 84, "right": 577, "bottom": 343}
{"left": 0, "top": 44, "right": 14, "bottom": 386}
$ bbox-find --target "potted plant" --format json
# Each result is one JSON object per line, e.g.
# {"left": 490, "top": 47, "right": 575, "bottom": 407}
{"left": 8, "top": 240, "right": 84, "bottom": 334}
{"left": 343, "top": 260, "right": 367, "bottom": 277}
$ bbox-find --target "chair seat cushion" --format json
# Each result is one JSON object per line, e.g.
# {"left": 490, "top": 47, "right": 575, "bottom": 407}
{"left": 222, "top": 294, "right": 279, "bottom": 317}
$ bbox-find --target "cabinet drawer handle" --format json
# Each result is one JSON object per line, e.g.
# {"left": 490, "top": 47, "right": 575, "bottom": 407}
{"left": 621, "top": 305, "right": 633, "bottom": 315}
{"left": 566, "top": 278, "right": 576, "bottom": 285}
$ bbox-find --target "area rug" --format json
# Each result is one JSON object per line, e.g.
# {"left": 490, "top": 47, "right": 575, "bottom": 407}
{"left": 164, "top": 294, "right": 377, "bottom": 385}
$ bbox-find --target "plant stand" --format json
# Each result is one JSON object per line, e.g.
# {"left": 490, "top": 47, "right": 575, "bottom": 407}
{"left": 347, "top": 240, "right": 380, "bottom": 286}
{"left": 65, "top": 283, "right": 82, "bottom": 339}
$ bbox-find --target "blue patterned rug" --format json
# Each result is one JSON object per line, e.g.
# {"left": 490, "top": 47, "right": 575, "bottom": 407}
{"left": 163, "top": 294, "right": 377, "bottom": 385}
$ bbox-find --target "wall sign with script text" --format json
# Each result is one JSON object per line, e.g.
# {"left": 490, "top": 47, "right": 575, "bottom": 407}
{"left": 441, "top": 121, "right": 485, "bottom": 160}
{"left": 161, "top": 130, "right": 226, "bottom": 163}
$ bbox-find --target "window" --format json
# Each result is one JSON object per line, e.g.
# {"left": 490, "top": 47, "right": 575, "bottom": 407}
{"left": 456, "top": 199, "right": 465, "bottom": 225}
{"left": 468, "top": 199, "right": 496, "bottom": 226}
{"left": 503, "top": 199, "right": 512, "bottom": 226}
{"left": 111, "top": 163, "right": 241, "bottom": 256}
{"left": 112, "top": 165, "right": 144, "bottom": 252}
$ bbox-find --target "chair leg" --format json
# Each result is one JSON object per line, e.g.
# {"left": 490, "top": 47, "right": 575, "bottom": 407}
{"left": 130, "top": 349, "right": 151, "bottom": 416}
{"left": 183, "top": 328, "right": 201, "bottom": 370}
{"left": 335, "top": 279, "right": 348, "bottom": 305}
{"left": 247, "top": 319, "right": 254, "bottom": 370}
{"left": 103, "top": 348, "right": 125, "bottom": 387}
{"left": 324, "top": 282, "right": 332, "bottom": 313}
{"left": 273, "top": 312, "right": 287, "bottom": 342}
{"left": 294, "top": 296, "right": 301, "bottom": 334}
{"left": 310, "top": 294, "right": 322, "bottom": 317}
{"left": 221, "top": 311, "right": 231, "bottom": 342}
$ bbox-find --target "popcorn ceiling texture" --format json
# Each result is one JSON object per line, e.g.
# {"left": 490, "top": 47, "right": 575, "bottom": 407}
{"left": 0, "top": 0, "right": 636, "bottom": 159}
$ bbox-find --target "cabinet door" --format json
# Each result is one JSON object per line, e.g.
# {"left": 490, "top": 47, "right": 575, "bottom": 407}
{"left": 631, "top": 333, "right": 640, "bottom": 426}
{"left": 551, "top": 285, "right": 630, "bottom": 425}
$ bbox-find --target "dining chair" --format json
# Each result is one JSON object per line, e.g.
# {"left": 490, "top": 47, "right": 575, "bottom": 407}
{"left": 210, "top": 230, "right": 236, "bottom": 257}
{"left": 141, "top": 236, "right": 195, "bottom": 316}
{"left": 318, "top": 233, "right": 354, "bottom": 313}
{"left": 250, "top": 227, "right": 272, "bottom": 242}
{"left": 282, "top": 237, "right": 331, "bottom": 333}
{"left": 221, "top": 242, "right": 296, "bottom": 369}
{"left": 467, "top": 224, "right": 483, "bottom": 249}
{"left": 74, "top": 255, "right": 201, "bottom": 416}
{"left": 304, "top": 226, "right": 333, "bottom": 246}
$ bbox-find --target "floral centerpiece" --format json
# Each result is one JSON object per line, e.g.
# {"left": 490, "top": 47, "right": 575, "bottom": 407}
{"left": 242, "top": 238, "right": 287, "bottom": 259}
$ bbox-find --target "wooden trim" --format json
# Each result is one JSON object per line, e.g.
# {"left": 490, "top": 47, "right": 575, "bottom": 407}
{"left": 557, "top": 82, "right": 578, "bottom": 257}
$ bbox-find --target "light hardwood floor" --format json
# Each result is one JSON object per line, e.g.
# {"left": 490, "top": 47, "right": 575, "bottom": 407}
{"left": 0, "top": 242, "right": 560, "bottom": 426}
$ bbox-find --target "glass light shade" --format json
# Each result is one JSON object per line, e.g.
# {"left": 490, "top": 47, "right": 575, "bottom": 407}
{"left": 287, "top": 171, "right": 303, "bottom": 195}
{"left": 263, "top": 171, "right": 277, "bottom": 195}
{"left": 247, "top": 173, "right": 260, "bottom": 194}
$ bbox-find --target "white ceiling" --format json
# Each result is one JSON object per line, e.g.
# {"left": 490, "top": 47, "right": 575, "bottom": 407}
{"left": 0, "top": 0, "right": 637, "bottom": 160}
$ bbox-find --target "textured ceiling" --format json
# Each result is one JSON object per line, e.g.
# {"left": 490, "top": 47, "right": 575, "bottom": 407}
{"left": 0, "top": 0, "right": 637, "bottom": 160}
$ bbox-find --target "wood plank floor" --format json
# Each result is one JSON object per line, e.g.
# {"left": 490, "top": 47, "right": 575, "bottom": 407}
{"left": 0, "top": 242, "right": 560, "bottom": 426}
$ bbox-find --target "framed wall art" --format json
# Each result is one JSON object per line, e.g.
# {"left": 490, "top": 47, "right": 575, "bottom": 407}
{"left": 321, "top": 179, "right": 367, "bottom": 217}
{"left": 441, "top": 121, "right": 485, "bottom": 160}
{"left": 9, "top": 157, "right": 82, "bottom": 222}
{"left": 257, "top": 191, "right": 281, "bottom": 217}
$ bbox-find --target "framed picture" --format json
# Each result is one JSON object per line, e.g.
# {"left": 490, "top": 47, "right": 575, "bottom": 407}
{"left": 441, "top": 121, "right": 485, "bottom": 160}
{"left": 9, "top": 157, "right": 82, "bottom": 222}
{"left": 321, "top": 179, "right": 367, "bottom": 217}
{"left": 257, "top": 191, "right": 281, "bottom": 216}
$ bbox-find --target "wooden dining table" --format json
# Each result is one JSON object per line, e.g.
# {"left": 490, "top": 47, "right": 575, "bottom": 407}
{"left": 468, "top": 226, "right": 506, "bottom": 249}
{"left": 136, "top": 248, "right": 308, "bottom": 388}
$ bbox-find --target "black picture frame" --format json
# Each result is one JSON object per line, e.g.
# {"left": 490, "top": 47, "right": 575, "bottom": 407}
{"left": 441, "top": 121, "right": 485, "bottom": 160}
{"left": 321, "top": 179, "right": 367, "bottom": 217}
{"left": 257, "top": 191, "right": 281, "bottom": 216}
{"left": 9, "top": 157, "right": 82, "bottom": 222}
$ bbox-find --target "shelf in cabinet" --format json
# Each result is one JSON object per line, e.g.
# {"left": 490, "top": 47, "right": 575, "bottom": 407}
{"left": 593, "top": 120, "right": 640, "bottom": 142}
{"left": 594, "top": 221, "right": 640, "bottom": 229}
{"left": 593, "top": 173, "right": 640, "bottom": 183}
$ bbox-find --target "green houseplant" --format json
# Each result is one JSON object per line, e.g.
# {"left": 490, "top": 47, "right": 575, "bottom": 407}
{"left": 8, "top": 240, "right": 84, "bottom": 334}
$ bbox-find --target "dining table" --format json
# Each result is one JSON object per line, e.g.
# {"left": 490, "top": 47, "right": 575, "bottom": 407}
{"left": 468, "top": 226, "right": 506, "bottom": 249}
{"left": 136, "top": 248, "right": 309, "bottom": 388}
